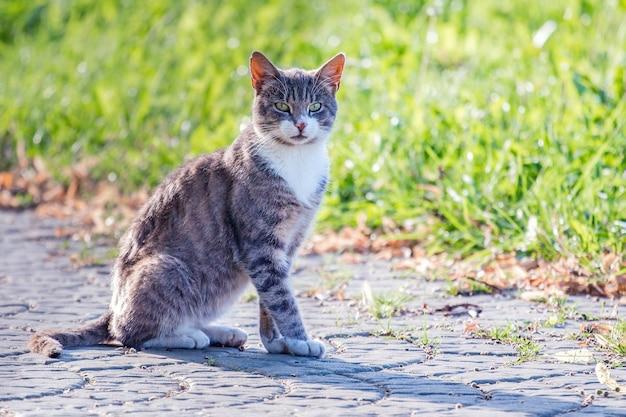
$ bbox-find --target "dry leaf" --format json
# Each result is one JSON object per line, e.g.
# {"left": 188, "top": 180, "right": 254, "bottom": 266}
{"left": 463, "top": 319, "right": 481, "bottom": 335}
{"left": 581, "top": 393, "right": 594, "bottom": 407}
{"left": 552, "top": 349, "right": 595, "bottom": 364}
{"left": 579, "top": 323, "right": 611, "bottom": 335}
{"left": 595, "top": 362, "right": 624, "bottom": 393}
{"left": 0, "top": 172, "right": 14, "bottom": 188}
{"left": 519, "top": 290, "right": 549, "bottom": 302}
{"left": 339, "top": 253, "right": 364, "bottom": 264}
{"left": 435, "top": 303, "right": 482, "bottom": 317}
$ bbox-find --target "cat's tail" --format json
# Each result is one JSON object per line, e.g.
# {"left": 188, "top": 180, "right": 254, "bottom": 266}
{"left": 28, "top": 311, "right": 113, "bottom": 358}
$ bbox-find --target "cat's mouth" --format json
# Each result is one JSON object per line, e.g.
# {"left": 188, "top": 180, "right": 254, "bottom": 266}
{"left": 273, "top": 135, "right": 314, "bottom": 147}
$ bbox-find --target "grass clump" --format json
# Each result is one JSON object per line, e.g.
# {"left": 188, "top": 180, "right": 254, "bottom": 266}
{"left": 446, "top": 278, "right": 493, "bottom": 296}
{"left": 374, "top": 321, "right": 440, "bottom": 357}
{"left": 368, "top": 291, "right": 414, "bottom": 319}
{"left": 596, "top": 320, "right": 626, "bottom": 357}
{"left": 241, "top": 291, "right": 257, "bottom": 303}
{"left": 537, "top": 295, "right": 598, "bottom": 328}
{"left": 473, "top": 323, "right": 541, "bottom": 363}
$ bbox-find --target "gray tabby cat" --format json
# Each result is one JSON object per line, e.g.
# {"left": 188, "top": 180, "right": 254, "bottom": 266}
{"left": 28, "top": 51, "right": 345, "bottom": 359}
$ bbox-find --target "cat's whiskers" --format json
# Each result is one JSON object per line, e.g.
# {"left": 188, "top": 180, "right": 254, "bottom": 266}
{"left": 247, "top": 127, "right": 277, "bottom": 155}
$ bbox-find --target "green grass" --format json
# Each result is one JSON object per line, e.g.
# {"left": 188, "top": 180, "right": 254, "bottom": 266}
{"left": 540, "top": 296, "right": 584, "bottom": 327}
{"left": 1, "top": 1, "right": 625, "bottom": 264}
{"left": 318, "top": 268, "right": 353, "bottom": 292}
{"left": 473, "top": 323, "right": 541, "bottom": 363}
{"left": 542, "top": 311, "right": 568, "bottom": 328}
{"left": 596, "top": 319, "right": 626, "bottom": 356}
{"left": 445, "top": 277, "right": 493, "bottom": 296}
{"left": 374, "top": 321, "right": 441, "bottom": 357}
{"left": 367, "top": 290, "right": 414, "bottom": 319}
{"left": 241, "top": 291, "right": 257, "bottom": 303}
{"left": 570, "top": 319, "right": 625, "bottom": 359}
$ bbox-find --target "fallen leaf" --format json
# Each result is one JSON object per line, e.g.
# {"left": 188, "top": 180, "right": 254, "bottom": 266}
{"left": 581, "top": 393, "right": 594, "bottom": 407}
{"left": 519, "top": 290, "right": 549, "bottom": 302}
{"left": 463, "top": 319, "right": 481, "bottom": 334}
{"left": 435, "top": 303, "right": 482, "bottom": 317}
{"left": 595, "top": 362, "right": 624, "bottom": 393}
{"left": 339, "top": 252, "right": 364, "bottom": 264}
{"left": 552, "top": 349, "right": 595, "bottom": 364}
{"left": 579, "top": 323, "right": 611, "bottom": 335}
{"left": 0, "top": 171, "right": 14, "bottom": 188}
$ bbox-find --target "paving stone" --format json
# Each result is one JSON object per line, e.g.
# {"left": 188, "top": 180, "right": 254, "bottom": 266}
{"left": 0, "top": 210, "right": 624, "bottom": 416}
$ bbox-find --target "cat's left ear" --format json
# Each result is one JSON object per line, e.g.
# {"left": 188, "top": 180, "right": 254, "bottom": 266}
{"left": 315, "top": 53, "right": 346, "bottom": 94}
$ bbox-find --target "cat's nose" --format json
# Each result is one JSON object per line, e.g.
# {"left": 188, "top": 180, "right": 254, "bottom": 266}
{"left": 295, "top": 121, "right": 306, "bottom": 132}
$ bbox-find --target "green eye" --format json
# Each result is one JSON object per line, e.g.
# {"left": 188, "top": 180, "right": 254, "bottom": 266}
{"left": 275, "top": 102, "right": 290, "bottom": 112}
{"left": 308, "top": 102, "right": 322, "bottom": 112}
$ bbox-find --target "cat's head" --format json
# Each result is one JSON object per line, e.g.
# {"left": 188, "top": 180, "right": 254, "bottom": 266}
{"left": 249, "top": 51, "right": 345, "bottom": 146}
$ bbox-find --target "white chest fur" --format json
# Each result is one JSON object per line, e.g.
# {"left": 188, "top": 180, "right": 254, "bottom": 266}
{"left": 259, "top": 139, "right": 329, "bottom": 206}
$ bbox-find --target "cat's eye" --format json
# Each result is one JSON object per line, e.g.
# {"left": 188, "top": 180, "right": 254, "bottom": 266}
{"left": 274, "top": 102, "right": 290, "bottom": 112}
{"left": 308, "top": 102, "right": 322, "bottom": 113}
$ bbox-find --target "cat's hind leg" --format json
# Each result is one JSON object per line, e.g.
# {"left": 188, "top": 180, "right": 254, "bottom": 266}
{"left": 201, "top": 325, "right": 247, "bottom": 348}
{"left": 143, "top": 328, "right": 210, "bottom": 349}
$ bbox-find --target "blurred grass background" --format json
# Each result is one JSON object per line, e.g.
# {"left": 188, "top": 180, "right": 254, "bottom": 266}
{"left": 0, "top": 0, "right": 624, "bottom": 264}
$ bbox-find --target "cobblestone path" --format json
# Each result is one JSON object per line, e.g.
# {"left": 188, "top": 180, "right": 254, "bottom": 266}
{"left": 1, "top": 211, "right": 624, "bottom": 416}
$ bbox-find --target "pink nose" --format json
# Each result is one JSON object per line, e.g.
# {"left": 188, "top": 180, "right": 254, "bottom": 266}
{"left": 295, "top": 121, "right": 306, "bottom": 132}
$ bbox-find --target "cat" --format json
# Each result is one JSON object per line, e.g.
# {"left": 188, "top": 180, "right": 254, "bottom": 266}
{"left": 28, "top": 51, "right": 345, "bottom": 359}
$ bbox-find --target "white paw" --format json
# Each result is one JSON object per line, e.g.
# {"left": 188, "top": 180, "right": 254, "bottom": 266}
{"left": 177, "top": 336, "right": 197, "bottom": 349}
{"left": 143, "top": 335, "right": 197, "bottom": 349}
{"left": 264, "top": 337, "right": 326, "bottom": 358}
{"left": 285, "top": 338, "right": 326, "bottom": 358}
{"left": 262, "top": 336, "right": 288, "bottom": 354}
{"left": 211, "top": 327, "right": 247, "bottom": 347}
{"left": 225, "top": 328, "right": 248, "bottom": 347}
{"left": 188, "top": 329, "right": 210, "bottom": 349}
{"left": 203, "top": 326, "right": 248, "bottom": 348}
{"left": 143, "top": 327, "right": 210, "bottom": 350}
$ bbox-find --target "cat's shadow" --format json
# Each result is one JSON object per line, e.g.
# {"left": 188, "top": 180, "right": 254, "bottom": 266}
{"left": 136, "top": 345, "right": 607, "bottom": 414}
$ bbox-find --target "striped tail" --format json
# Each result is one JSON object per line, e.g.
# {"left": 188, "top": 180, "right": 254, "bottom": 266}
{"left": 28, "top": 311, "right": 112, "bottom": 358}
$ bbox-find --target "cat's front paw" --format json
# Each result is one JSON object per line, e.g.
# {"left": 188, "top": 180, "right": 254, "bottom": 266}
{"left": 262, "top": 336, "right": 326, "bottom": 358}
{"left": 261, "top": 335, "right": 289, "bottom": 355}
{"left": 281, "top": 338, "right": 326, "bottom": 358}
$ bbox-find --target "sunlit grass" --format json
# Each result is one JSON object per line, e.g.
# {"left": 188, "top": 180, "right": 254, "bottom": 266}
{"left": 596, "top": 320, "right": 626, "bottom": 357}
{"left": 0, "top": 0, "right": 624, "bottom": 264}
{"left": 368, "top": 291, "right": 414, "bottom": 319}
{"left": 374, "top": 320, "right": 441, "bottom": 357}
{"left": 472, "top": 323, "right": 541, "bottom": 363}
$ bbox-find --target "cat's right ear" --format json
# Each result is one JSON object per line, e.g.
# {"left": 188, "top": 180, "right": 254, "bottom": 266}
{"left": 250, "top": 51, "right": 280, "bottom": 92}
{"left": 315, "top": 53, "right": 346, "bottom": 94}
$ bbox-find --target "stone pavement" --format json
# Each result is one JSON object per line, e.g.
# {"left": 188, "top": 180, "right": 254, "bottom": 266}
{"left": 0, "top": 210, "right": 624, "bottom": 416}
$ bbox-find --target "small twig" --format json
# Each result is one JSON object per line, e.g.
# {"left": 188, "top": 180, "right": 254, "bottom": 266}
{"left": 463, "top": 276, "right": 504, "bottom": 293}
{"left": 434, "top": 303, "right": 482, "bottom": 317}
